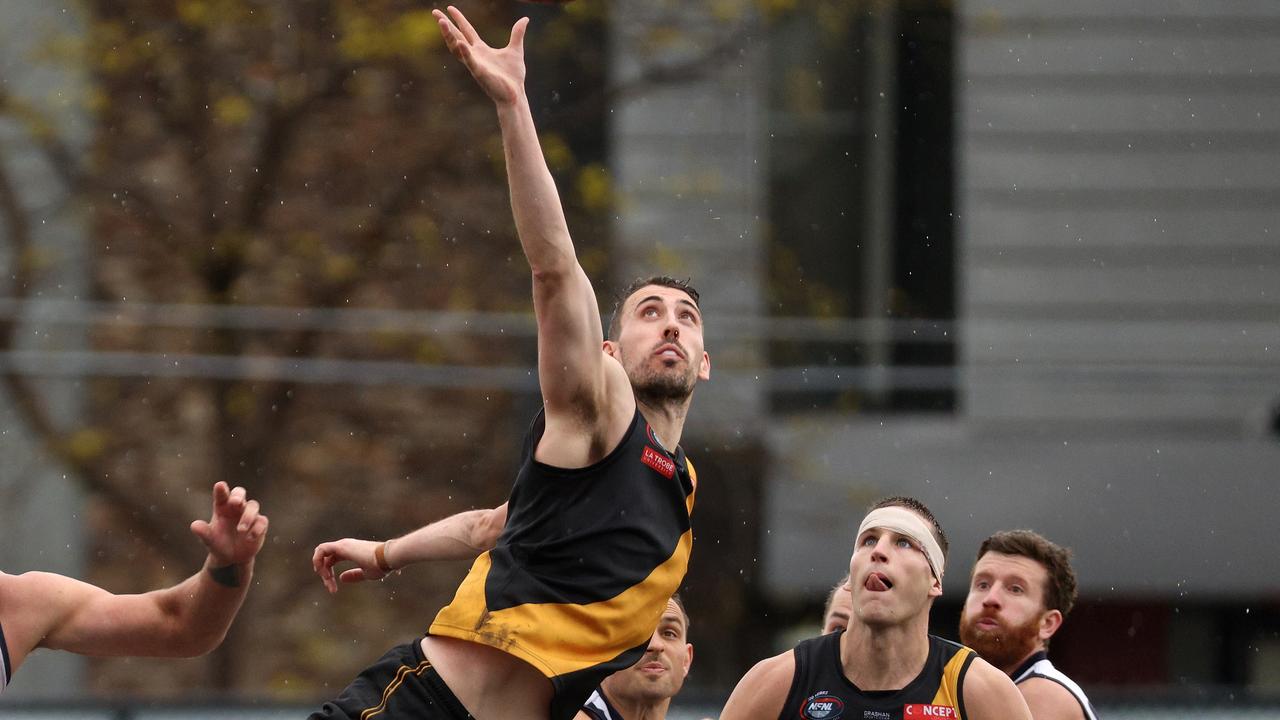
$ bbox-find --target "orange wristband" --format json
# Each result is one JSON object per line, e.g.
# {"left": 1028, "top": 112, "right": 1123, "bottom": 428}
{"left": 374, "top": 541, "right": 394, "bottom": 572}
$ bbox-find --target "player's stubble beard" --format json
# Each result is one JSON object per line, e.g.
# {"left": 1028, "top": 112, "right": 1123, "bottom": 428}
{"left": 606, "top": 653, "right": 682, "bottom": 706}
{"left": 959, "top": 608, "right": 1042, "bottom": 672}
{"left": 625, "top": 347, "right": 697, "bottom": 408}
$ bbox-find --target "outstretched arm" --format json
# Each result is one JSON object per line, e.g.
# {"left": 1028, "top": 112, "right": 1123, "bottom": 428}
{"left": 11, "top": 482, "right": 266, "bottom": 659}
{"left": 434, "top": 7, "right": 626, "bottom": 443}
{"left": 312, "top": 503, "right": 508, "bottom": 593}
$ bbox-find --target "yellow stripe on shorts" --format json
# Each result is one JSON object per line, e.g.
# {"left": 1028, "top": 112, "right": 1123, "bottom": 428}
{"left": 360, "top": 659, "right": 433, "bottom": 720}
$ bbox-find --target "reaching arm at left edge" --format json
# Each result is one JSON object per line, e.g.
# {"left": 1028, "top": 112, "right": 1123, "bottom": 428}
{"left": 3, "top": 481, "right": 265, "bottom": 661}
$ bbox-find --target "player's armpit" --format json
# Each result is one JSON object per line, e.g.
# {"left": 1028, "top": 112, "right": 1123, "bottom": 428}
{"left": 471, "top": 502, "right": 509, "bottom": 551}
{"left": 960, "top": 657, "right": 1033, "bottom": 720}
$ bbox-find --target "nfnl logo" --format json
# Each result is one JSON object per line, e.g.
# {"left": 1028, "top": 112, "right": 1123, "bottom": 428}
{"left": 641, "top": 446, "right": 675, "bottom": 479}
{"left": 902, "top": 705, "right": 956, "bottom": 718}
{"left": 800, "top": 692, "right": 844, "bottom": 719}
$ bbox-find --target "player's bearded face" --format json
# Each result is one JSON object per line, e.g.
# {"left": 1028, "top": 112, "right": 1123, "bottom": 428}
{"left": 622, "top": 339, "right": 699, "bottom": 401}
{"left": 959, "top": 606, "right": 1041, "bottom": 671}
{"left": 612, "top": 287, "right": 709, "bottom": 404}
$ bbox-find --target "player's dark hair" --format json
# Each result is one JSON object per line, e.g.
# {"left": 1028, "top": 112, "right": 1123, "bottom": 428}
{"left": 607, "top": 276, "right": 701, "bottom": 340}
{"left": 669, "top": 592, "right": 691, "bottom": 635}
{"left": 977, "top": 530, "right": 1078, "bottom": 619}
{"left": 869, "top": 496, "right": 950, "bottom": 561}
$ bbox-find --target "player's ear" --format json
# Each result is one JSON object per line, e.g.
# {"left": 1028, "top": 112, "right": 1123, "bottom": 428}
{"left": 929, "top": 574, "right": 944, "bottom": 598}
{"left": 698, "top": 350, "right": 711, "bottom": 381}
{"left": 682, "top": 643, "right": 693, "bottom": 677}
{"left": 1038, "top": 609, "right": 1063, "bottom": 642}
{"left": 603, "top": 339, "right": 619, "bottom": 358}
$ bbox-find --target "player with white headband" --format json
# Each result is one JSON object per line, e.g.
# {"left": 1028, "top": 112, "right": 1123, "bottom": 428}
{"left": 721, "top": 496, "right": 1032, "bottom": 720}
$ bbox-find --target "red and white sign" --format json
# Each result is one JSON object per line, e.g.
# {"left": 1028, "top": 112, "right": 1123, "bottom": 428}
{"left": 903, "top": 705, "right": 956, "bottom": 718}
{"left": 641, "top": 446, "right": 675, "bottom": 479}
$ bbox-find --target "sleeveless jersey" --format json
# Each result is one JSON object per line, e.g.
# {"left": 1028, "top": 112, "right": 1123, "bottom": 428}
{"left": 781, "top": 631, "right": 975, "bottom": 720}
{"left": 428, "top": 409, "right": 697, "bottom": 720}
{"left": 0, "top": 618, "right": 10, "bottom": 694}
{"left": 580, "top": 686, "right": 624, "bottom": 720}
{"left": 1011, "top": 651, "right": 1099, "bottom": 720}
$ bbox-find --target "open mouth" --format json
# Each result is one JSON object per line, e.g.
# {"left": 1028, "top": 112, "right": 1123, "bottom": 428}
{"left": 864, "top": 572, "right": 893, "bottom": 592}
{"left": 655, "top": 344, "right": 685, "bottom": 360}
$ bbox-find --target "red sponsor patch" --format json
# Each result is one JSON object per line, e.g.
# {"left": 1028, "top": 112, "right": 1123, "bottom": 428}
{"left": 641, "top": 446, "right": 676, "bottom": 479}
{"left": 903, "top": 706, "right": 956, "bottom": 718}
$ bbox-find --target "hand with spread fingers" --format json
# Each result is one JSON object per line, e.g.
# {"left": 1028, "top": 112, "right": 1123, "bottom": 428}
{"left": 433, "top": 5, "right": 529, "bottom": 106}
{"left": 190, "top": 481, "right": 269, "bottom": 568}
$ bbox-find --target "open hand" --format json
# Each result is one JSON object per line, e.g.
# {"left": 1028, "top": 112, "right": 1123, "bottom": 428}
{"left": 433, "top": 5, "right": 529, "bottom": 105}
{"left": 189, "top": 482, "right": 268, "bottom": 567}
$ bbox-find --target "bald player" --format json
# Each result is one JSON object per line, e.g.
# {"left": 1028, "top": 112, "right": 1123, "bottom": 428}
{"left": 960, "top": 530, "right": 1098, "bottom": 720}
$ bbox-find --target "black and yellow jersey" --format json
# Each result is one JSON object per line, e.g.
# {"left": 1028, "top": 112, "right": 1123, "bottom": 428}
{"left": 428, "top": 409, "right": 697, "bottom": 720}
{"left": 782, "top": 631, "right": 976, "bottom": 720}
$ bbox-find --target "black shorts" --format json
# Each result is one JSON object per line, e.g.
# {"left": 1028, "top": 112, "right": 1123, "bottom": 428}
{"left": 310, "top": 640, "right": 474, "bottom": 720}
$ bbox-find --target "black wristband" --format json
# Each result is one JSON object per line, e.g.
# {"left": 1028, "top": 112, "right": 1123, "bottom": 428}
{"left": 208, "top": 563, "right": 242, "bottom": 588}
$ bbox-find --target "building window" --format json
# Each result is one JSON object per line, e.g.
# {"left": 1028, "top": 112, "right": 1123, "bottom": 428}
{"left": 766, "top": 1, "right": 955, "bottom": 413}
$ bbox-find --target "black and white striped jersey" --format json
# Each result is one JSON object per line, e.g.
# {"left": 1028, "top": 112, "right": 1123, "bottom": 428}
{"left": 1011, "top": 651, "right": 1099, "bottom": 720}
{"left": 0, "top": 618, "right": 11, "bottom": 695}
{"left": 581, "top": 687, "right": 623, "bottom": 720}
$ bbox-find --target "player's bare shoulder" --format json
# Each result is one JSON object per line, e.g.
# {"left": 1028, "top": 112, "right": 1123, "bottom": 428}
{"left": 1018, "top": 676, "right": 1089, "bottom": 720}
{"left": 961, "top": 656, "right": 1033, "bottom": 720}
{"left": 720, "top": 650, "right": 796, "bottom": 720}
{"left": 0, "top": 571, "right": 86, "bottom": 668}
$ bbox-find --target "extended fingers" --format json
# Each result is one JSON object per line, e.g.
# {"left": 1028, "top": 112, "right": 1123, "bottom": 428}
{"left": 237, "top": 499, "right": 261, "bottom": 532}
{"left": 248, "top": 513, "right": 268, "bottom": 541}
{"left": 433, "top": 10, "right": 465, "bottom": 46}
{"left": 509, "top": 16, "right": 529, "bottom": 51}
{"left": 190, "top": 518, "right": 213, "bottom": 544}
{"left": 219, "top": 485, "right": 247, "bottom": 517}
{"left": 434, "top": 14, "right": 465, "bottom": 58}
{"left": 446, "top": 5, "right": 482, "bottom": 45}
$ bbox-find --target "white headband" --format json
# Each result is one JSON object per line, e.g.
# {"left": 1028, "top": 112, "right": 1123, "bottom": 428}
{"left": 857, "top": 507, "right": 946, "bottom": 582}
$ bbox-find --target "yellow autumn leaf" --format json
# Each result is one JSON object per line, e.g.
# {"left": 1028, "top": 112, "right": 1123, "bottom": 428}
{"left": 215, "top": 94, "right": 253, "bottom": 126}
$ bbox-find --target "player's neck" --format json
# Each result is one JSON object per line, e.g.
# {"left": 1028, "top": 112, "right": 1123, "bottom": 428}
{"left": 636, "top": 397, "right": 690, "bottom": 450}
{"left": 841, "top": 620, "right": 932, "bottom": 691}
{"left": 606, "top": 689, "right": 670, "bottom": 720}
{"left": 1003, "top": 646, "right": 1046, "bottom": 676}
